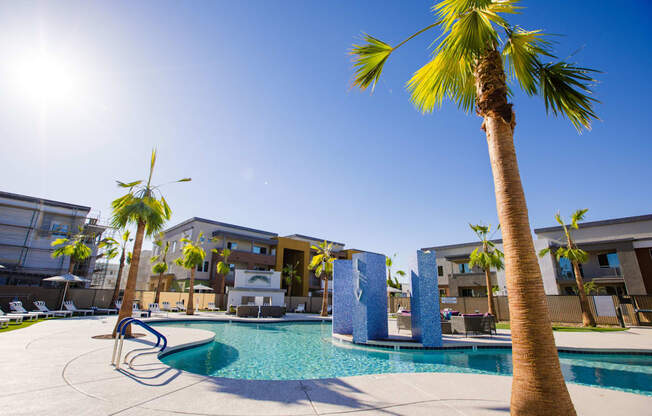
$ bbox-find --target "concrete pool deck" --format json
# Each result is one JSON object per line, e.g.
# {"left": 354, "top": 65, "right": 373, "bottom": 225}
{"left": 1, "top": 313, "right": 651, "bottom": 416}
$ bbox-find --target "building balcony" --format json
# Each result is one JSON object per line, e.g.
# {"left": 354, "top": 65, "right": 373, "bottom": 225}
{"left": 227, "top": 250, "right": 276, "bottom": 267}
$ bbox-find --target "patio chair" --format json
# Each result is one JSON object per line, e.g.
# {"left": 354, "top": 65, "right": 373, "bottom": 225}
{"left": 236, "top": 305, "right": 259, "bottom": 318}
{"left": 161, "top": 301, "right": 179, "bottom": 312}
{"left": 0, "top": 308, "right": 26, "bottom": 323}
{"left": 10, "top": 301, "right": 52, "bottom": 319}
{"left": 294, "top": 303, "right": 305, "bottom": 313}
{"left": 148, "top": 303, "right": 166, "bottom": 317}
{"left": 34, "top": 301, "right": 73, "bottom": 318}
{"left": 63, "top": 301, "right": 94, "bottom": 316}
{"left": 207, "top": 302, "right": 219, "bottom": 312}
{"left": 481, "top": 314, "right": 497, "bottom": 335}
{"left": 0, "top": 317, "right": 8, "bottom": 329}
{"left": 132, "top": 302, "right": 150, "bottom": 318}
{"left": 175, "top": 302, "right": 187, "bottom": 312}
{"left": 397, "top": 313, "right": 411, "bottom": 333}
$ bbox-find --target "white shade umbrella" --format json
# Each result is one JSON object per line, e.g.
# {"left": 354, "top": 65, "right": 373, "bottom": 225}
{"left": 193, "top": 283, "right": 214, "bottom": 292}
{"left": 43, "top": 273, "right": 90, "bottom": 309}
{"left": 387, "top": 286, "right": 402, "bottom": 293}
{"left": 0, "top": 264, "right": 5, "bottom": 268}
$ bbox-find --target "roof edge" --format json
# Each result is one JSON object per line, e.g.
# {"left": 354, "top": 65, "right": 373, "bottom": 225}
{"left": 162, "top": 217, "right": 278, "bottom": 237}
{"left": 0, "top": 190, "right": 91, "bottom": 211}
{"left": 534, "top": 214, "right": 652, "bottom": 234}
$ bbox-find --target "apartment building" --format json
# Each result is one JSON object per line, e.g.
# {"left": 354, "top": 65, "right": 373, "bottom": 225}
{"left": 0, "top": 191, "right": 107, "bottom": 285}
{"left": 535, "top": 214, "right": 652, "bottom": 296}
{"left": 423, "top": 213, "right": 652, "bottom": 297}
{"left": 155, "top": 218, "right": 358, "bottom": 296}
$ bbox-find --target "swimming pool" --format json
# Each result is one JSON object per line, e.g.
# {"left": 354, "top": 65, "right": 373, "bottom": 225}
{"left": 154, "top": 321, "right": 652, "bottom": 396}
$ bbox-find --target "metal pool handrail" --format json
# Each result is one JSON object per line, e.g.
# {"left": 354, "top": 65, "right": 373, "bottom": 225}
{"left": 111, "top": 317, "right": 167, "bottom": 369}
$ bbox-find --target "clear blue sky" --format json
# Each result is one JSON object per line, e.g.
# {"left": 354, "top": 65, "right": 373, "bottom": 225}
{"left": 1, "top": 1, "right": 650, "bottom": 277}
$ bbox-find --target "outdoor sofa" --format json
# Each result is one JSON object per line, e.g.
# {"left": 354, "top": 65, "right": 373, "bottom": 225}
{"left": 450, "top": 314, "right": 496, "bottom": 337}
{"left": 236, "top": 305, "right": 259, "bottom": 318}
{"left": 260, "top": 305, "right": 284, "bottom": 318}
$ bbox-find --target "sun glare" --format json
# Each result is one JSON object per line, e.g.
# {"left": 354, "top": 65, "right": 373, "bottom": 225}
{"left": 11, "top": 52, "right": 81, "bottom": 105}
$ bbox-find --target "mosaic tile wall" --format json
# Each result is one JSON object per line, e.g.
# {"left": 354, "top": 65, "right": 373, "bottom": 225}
{"left": 352, "top": 252, "right": 388, "bottom": 343}
{"left": 332, "top": 259, "right": 354, "bottom": 335}
{"left": 409, "top": 249, "right": 442, "bottom": 347}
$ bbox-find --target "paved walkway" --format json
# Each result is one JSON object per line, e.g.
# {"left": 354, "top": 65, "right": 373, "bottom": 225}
{"left": 1, "top": 314, "right": 650, "bottom": 416}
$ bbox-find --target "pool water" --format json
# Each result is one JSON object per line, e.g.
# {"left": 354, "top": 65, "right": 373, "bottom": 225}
{"left": 154, "top": 321, "right": 652, "bottom": 396}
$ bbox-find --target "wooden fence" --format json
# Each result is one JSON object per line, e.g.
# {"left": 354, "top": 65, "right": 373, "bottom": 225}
{"left": 389, "top": 295, "right": 652, "bottom": 326}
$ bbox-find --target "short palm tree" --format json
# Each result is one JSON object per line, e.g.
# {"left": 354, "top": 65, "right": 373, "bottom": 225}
{"left": 309, "top": 241, "right": 335, "bottom": 317}
{"left": 211, "top": 246, "right": 232, "bottom": 294}
{"left": 175, "top": 232, "right": 206, "bottom": 315}
{"left": 51, "top": 228, "right": 92, "bottom": 274}
{"left": 539, "top": 209, "right": 596, "bottom": 327}
{"left": 349, "top": 1, "right": 598, "bottom": 413}
{"left": 99, "top": 230, "right": 132, "bottom": 306}
{"left": 150, "top": 236, "right": 170, "bottom": 304}
{"left": 110, "top": 149, "right": 190, "bottom": 336}
{"left": 386, "top": 254, "right": 403, "bottom": 290}
{"left": 282, "top": 261, "right": 302, "bottom": 298}
{"left": 468, "top": 223, "right": 504, "bottom": 316}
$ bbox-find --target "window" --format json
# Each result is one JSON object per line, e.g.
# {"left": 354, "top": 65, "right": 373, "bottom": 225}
{"left": 437, "top": 265, "right": 444, "bottom": 276}
{"left": 51, "top": 222, "right": 69, "bottom": 237}
{"left": 439, "top": 289, "right": 447, "bottom": 296}
{"left": 460, "top": 288, "right": 474, "bottom": 297}
{"left": 229, "top": 263, "right": 235, "bottom": 271}
{"left": 252, "top": 245, "right": 267, "bottom": 255}
{"left": 558, "top": 257, "right": 574, "bottom": 279}
{"left": 598, "top": 252, "right": 620, "bottom": 268}
{"left": 458, "top": 263, "right": 471, "bottom": 274}
{"left": 197, "top": 261, "right": 209, "bottom": 272}
{"left": 271, "top": 248, "right": 276, "bottom": 256}
{"left": 227, "top": 241, "right": 238, "bottom": 250}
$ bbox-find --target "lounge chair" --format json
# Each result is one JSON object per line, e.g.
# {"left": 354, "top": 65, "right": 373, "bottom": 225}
{"left": 0, "top": 308, "right": 26, "bottom": 323}
{"left": 34, "top": 301, "right": 72, "bottom": 317}
{"left": 0, "top": 317, "right": 8, "bottom": 329}
{"left": 63, "top": 301, "right": 94, "bottom": 316}
{"left": 294, "top": 303, "right": 306, "bottom": 313}
{"left": 91, "top": 305, "right": 118, "bottom": 315}
{"left": 10, "top": 301, "right": 52, "bottom": 319}
{"left": 132, "top": 302, "right": 150, "bottom": 318}
{"left": 207, "top": 302, "right": 219, "bottom": 312}
{"left": 161, "top": 301, "right": 179, "bottom": 312}
{"left": 175, "top": 302, "right": 187, "bottom": 312}
{"left": 260, "top": 305, "right": 284, "bottom": 318}
{"left": 236, "top": 305, "right": 259, "bottom": 318}
{"left": 397, "top": 313, "right": 411, "bottom": 333}
{"left": 148, "top": 303, "right": 166, "bottom": 317}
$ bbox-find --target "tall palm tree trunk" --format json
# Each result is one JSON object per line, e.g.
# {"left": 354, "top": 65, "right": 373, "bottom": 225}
{"left": 111, "top": 252, "right": 126, "bottom": 306}
{"left": 187, "top": 269, "right": 195, "bottom": 315}
{"left": 484, "top": 268, "right": 495, "bottom": 316}
{"left": 572, "top": 261, "right": 596, "bottom": 327}
{"left": 154, "top": 272, "right": 164, "bottom": 304}
{"left": 68, "top": 260, "right": 75, "bottom": 273}
{"left": 320, "top": 277, "right": 329, "bottom": 317}
{"left": 113, "top": 221, "right": 145, "bottom": 338}
{"left": 477, "top": 49, "right": 575, "bottom": 415}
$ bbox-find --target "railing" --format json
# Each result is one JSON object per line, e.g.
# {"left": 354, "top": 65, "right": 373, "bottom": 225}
{"left": 111, "top": 318, "right": 167, "bottom": 370}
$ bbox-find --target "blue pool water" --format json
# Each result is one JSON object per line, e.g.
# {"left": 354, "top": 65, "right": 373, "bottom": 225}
{"left": 154, "top": 321, "right": 652, "bottom": 396}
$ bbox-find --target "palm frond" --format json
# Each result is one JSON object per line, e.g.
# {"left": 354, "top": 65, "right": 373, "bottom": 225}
{"left": 538, "top": 61, "right": 600, "bottom": 132}
{"left": 571, "top": 208, "right": 588, "bottom": 229}
{"left": 350, "top": 34, "right": 393, "bottom": 91}
{"left": 502, "top": 28, "right": 551, "bottom": 95}
{"left": 407, "top": 47, "right": 475, "bottom": 113}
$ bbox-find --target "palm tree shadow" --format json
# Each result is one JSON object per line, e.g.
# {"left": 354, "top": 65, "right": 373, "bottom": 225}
{"left": 201, "top": 376, "right": 404, "bottom": 415}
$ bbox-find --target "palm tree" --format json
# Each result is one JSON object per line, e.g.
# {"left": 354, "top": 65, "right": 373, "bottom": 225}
{"left": 110, "top": 149, "right": 190, "bottom": 336}
{"left": 539, "top": 209, "right": 596, "bottom": 327}
{"left": 175, "top": 232, "right": 206, "bottom": 315}
{"left": 51, "top": 228, "right": 93, "bottom": 275}
{"left": 282, "top": 261, "right": 302, "bottom": 298}
{"left": 309, "top": 241, "right": 335, "bottom": 317}
{"left": 150, "top": 236, "right": 170, "bottom": 304}
{"left": 99, "top": 230, "right": 132, "bottom": 306}
{"left": 349, "top": 2, "right": 598, "bottom": 413}
{"left": 211, "top": 246, "right": 232, "bottom": 294}
{"left": 468, "top": 223, "right": 504, "bottom": 316}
